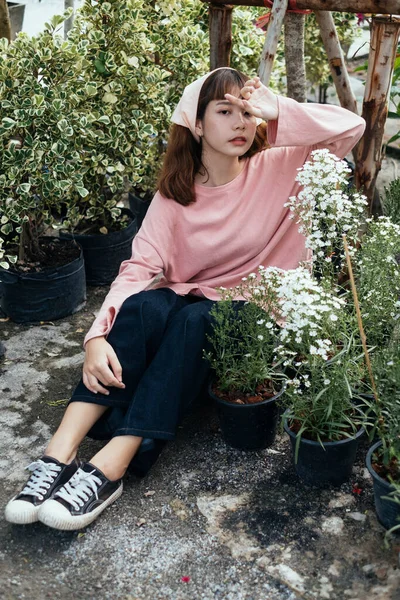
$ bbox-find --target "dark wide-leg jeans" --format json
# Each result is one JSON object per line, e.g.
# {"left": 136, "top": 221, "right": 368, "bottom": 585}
{"left": 70, "top": 288, "right": 216, "bottom": 442}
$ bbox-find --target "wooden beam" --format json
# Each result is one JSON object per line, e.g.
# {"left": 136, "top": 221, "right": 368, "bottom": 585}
{"left": 284, "top": 13, "right": 307, "bottom": 102}
{"left": 355, "top": 16, "right": 400, "bottom": 213}
{"left": 209, "top": 4, "right": 233, "bottom": 69}
{"left": 200, "top": 0, "right": 400, "bottom": 14}
{"left": 315, "top": 11, "right": 358, "bottom": 114}
{"left": 259, "top": 0, "right": 289, "bottom": 85}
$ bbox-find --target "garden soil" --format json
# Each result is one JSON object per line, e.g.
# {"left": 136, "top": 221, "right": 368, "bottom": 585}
{"left": 1, "top": 248, "right": 400, "bottom": 600}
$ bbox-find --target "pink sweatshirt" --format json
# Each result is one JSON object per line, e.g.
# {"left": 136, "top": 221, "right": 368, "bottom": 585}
{"left": 84, "top": 95, "right": 365, "bottom": 345}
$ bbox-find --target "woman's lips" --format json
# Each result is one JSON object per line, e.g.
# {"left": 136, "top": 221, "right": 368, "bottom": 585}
{"left": 229, "top": 137, "right": 247, "bottom": 145}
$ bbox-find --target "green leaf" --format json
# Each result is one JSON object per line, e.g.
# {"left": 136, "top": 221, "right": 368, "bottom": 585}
{"left": 102, "top": 92, "right": 118, "bottom": 104}
{"left": 387, "top": 132, "right": 400, "bottom": 145}
{"left": 85, "top": 84, "right": 97, "bottom": 96}
{"left": 127, "top": 56, "right": 139, "bottom": 68}
{"left": 18, "top": 183, "right": 31, "bottom": 193}
{"left": 76, "top": 186, "right": 89, "bottom": 198}
{"left": 49, "top": 14, "right": 66, "bottom": 29}
{"left": 98, "top": 115, "right": 110, "bottom": 125}
{"left": 1, "top": 117, "right": 16, "bottom": 130}
{"left": 33, "top": 95, "right": 45, "bottom": 107}
{"left": 94, "top": 59, "right": 107, "bottom": 74}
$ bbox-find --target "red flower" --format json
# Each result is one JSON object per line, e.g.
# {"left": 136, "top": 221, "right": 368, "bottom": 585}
{"left": 356, "top": 13, "right": 365, "bottom": 26}
{"left": 352, "top": 484, "right": 363, "bottom": 495}
{"left": 181, "top": 576, "right": 191, "bottom": 583}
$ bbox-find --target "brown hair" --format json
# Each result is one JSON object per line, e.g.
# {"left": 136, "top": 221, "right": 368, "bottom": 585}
{"left": 158, "top": 69, "right": 268, "bottom": 206}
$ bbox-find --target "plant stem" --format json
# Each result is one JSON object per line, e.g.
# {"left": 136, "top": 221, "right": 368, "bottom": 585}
{"left": 342, "top": 235, "right": 381, "bottom": 406}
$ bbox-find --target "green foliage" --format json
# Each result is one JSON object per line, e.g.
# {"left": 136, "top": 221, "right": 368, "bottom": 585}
{"left": 0, "top": 13, "right": 89, "bottom": 264}
{"left": 387, "top": 50, "right": 400, "bottom": 145}
{"left": 63, "top": 0, "right": 171, "bottom": 232}
{"left": 367, "top": 345, "right": 400, "bottom": 474}
{"left": 382, "top": 177, "right": 400, "bottom": 225}
{"left": 205, "top": 300, "right": 282, "bottom": 395}
{"left": 355, "top": 217, "right": 400, "bottom": 349}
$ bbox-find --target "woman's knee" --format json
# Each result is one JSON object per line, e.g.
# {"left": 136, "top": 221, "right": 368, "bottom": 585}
{"left": 169, "top": 300, "right": 215, "bottom": 332}
{"left": 118, "top": 288, "right": 178, "bottom": 319}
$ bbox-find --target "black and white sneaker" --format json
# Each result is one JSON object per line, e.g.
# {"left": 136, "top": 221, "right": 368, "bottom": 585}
{"left": 38, "top": 463, "right": 123, "bottom": 530}
{"left": 4, "top": 456, "right": 80, "bottom": 525}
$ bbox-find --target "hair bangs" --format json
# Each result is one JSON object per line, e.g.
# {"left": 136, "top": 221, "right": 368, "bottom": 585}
{"left": 197, "top": 69, "right": 249, "bottom": 120}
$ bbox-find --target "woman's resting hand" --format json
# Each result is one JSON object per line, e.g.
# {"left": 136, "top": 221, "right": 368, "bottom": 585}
{"left": 225, "top": 76, "right": 279, "bottom": 122}
{"left": 83, "top": 337, "right": 125, "bottom": 395}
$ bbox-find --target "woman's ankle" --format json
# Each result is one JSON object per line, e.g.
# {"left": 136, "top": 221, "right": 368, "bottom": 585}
{"left": 43, "top": 445, "right": 77, "bottom": 465}
{"left": 89, "top": 458, "right": 127, "bottom": 481}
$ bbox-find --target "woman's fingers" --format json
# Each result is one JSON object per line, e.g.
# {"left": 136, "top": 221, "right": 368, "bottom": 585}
{"left": 107, "top": 349, "right": 125, "bottom": 387}
{"left": 83, "top": 371, "right": 110, "bottom": 395}
{"left": 224, "top": 93, "right": 246, "bottom": 107}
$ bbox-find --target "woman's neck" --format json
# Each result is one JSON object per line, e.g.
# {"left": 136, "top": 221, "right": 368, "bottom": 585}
{"left": 195, "top": 154, "right": 245, "bottom": 187}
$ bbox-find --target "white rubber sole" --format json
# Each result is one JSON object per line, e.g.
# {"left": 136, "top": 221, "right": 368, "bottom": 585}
{"left": 38, "top": 482, "right": 123, "bottom": 530}
{"left": 4, "top": 497, "right": 41, "bottom": 525}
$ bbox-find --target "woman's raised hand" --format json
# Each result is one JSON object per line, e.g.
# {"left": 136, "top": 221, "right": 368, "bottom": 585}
{"left": 225, "top": 76, "right": 279, "bottom": 122}
{"left": 83, "top": 336, "right": 125, "bottom": 395}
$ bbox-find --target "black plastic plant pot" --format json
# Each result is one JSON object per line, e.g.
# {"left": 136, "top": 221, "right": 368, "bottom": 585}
{"left": 0, "top": 238, "right": 86, "bottom": 323}
{"left": 128, "top": 192, "right": 152, "bottom": 230}
{"left": 284, "top": 417, "right": 364, "bottom": 487}
{"left": 209, "top": 382, "right": 284, "bottom": 451}
{"left": 366, "top": 440, "right": 400, "bottom": 530}
{"left": 60, "top": 209, "right": 137, "bottom": 286}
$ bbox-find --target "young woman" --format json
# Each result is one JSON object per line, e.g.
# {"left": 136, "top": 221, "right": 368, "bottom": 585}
{"left": 4, "top": 68, "right": 365, "bottom": 530}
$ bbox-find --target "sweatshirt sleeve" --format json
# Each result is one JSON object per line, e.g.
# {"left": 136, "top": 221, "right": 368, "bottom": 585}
{"left": 83, "top": 193, "right": 172, "bottom": 346}
{"left": 267, "top": 95, "right": 365, "bottom": 158}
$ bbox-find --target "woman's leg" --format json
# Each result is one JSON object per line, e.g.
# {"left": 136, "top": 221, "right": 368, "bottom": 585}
{"left": 110, "top": 297, "right": 216, "bottom": 441}
{"left": 89, "top": 435, "right": 143, "bottom": 480}
{"left": 44, "top": 402, "right": 109, "bottom": 464}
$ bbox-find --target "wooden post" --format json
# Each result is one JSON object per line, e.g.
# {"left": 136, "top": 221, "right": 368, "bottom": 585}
{"left": 284, "top": 13, "right": 307, "bottom": 102}
{"left": 201, "top": 0, "right": 400, "bottom": 13}
{"left": 0, "top": 0, "right": 11, "bottom": 42}
{"left": 209, "top": 3, "right": 234, "bottom": 69}
{"left": 259, "top": 0, "right": 289, "bottom": 86}
{"left": 315, "top": 11, "right": 358, "bottom": 115}
{"left": 355, "top": 16, "right": 400, "bottom": 214}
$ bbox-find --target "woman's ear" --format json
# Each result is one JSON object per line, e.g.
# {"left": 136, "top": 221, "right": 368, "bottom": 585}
{"left": 195, "top": 119, "right": 203, "bottom": 138}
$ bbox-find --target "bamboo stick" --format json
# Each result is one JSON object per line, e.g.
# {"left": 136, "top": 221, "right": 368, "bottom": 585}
{"left": 200, "top": 0, "right": 400, "bottom": 14}
{"left": 342, "top": 235, "right": 380, "bottom": 404}
{"left": 259, "top": 0, "right": 289, "bottom": 85}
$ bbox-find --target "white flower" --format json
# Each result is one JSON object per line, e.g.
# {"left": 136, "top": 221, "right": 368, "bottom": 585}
{"left": 257, "top": 335, "right": 264, "bottom": 341}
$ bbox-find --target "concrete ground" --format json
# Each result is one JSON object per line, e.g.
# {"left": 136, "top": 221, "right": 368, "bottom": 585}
{"left": 1, "top": 281, "right": 400, "bottom": 600}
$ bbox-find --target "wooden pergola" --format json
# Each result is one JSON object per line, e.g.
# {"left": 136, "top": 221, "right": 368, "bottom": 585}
{"left": 201, "top": 0, "right": 400, "bottom": 212}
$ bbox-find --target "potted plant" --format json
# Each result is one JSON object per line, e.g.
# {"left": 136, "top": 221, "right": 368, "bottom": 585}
{"left": 272, "top": 267, "right": 366, "bottom": 486}
{"left": 205, "top": 270, "right": 286, "bottom": 451}
{"left": 57, "top": 0, "right": 172, "bottom": 284}
{"left": 0, "top": 14, "right": 87, "bottom": 322}
{"left": 365, "top": 345, "right": 400, "bottom": 529}
{"left": 280, "top": 149, "right": 370, "bottom": 485}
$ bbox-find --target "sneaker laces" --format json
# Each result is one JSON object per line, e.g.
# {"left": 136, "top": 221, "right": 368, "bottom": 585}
{"left": 55, "top": 468, "right": 102, "bottom": 511}
{"left": 21, "top": 460, "right": 62, "bottom": 499}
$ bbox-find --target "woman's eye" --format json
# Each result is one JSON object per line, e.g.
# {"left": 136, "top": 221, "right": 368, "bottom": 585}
{"left": 244, "top": 111, "right": 252, "bottom": 117}
{"left": 219, "top": 110, "right": 230, "bottom": 115}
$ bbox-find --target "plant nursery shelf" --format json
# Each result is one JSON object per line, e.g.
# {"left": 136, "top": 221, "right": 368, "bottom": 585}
{"left": 202, "top": 0, "right": 400, "bottom": 14}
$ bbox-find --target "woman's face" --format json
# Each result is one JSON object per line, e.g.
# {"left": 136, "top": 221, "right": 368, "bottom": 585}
{"left": 195, "top": 89, "right": 257, "bottom": 159}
